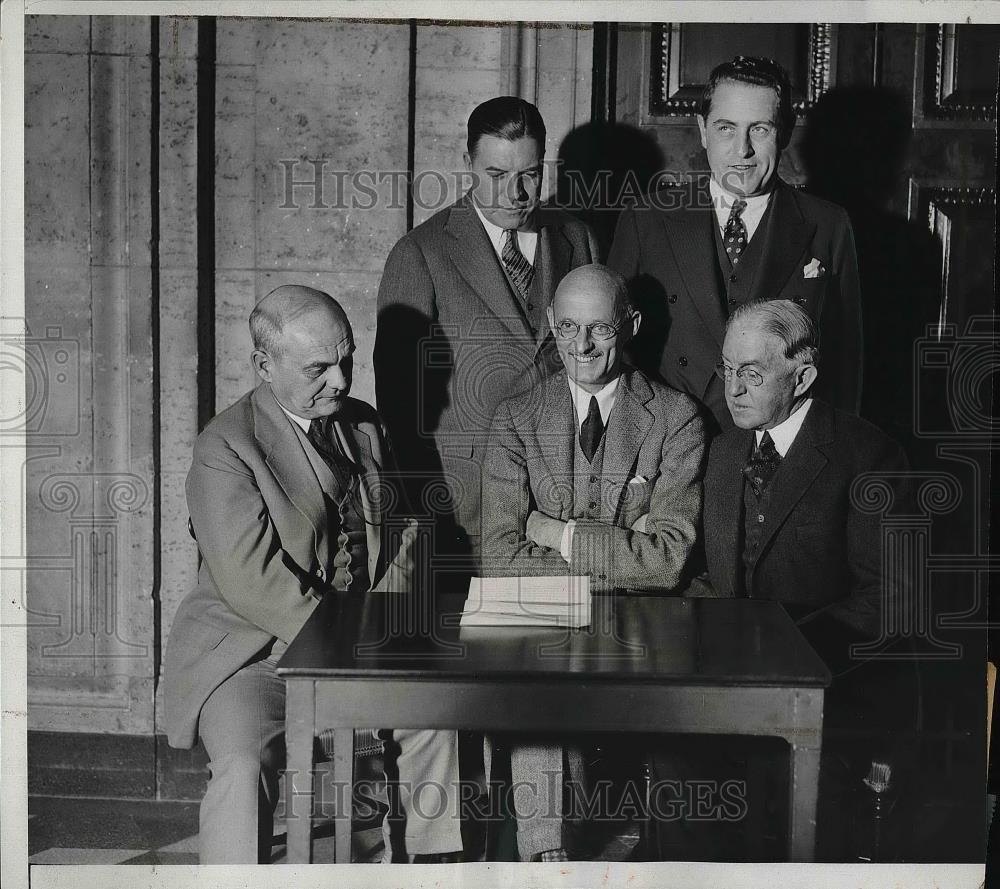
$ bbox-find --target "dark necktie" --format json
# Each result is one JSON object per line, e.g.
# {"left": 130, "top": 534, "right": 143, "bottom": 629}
{"left": 723, "top": 199, "right": 748, "bottom": 266}
{"left": 501, "top": 228, "right": 534, "bottom": 298}
{"left": 580, "top": 396, "right": 604, "bottom": 463}
{"left": 307, "top": 417, "right": 356, "bottom": 495}
{"left": 743, "top": 431, "right": 781, "bottom": 497}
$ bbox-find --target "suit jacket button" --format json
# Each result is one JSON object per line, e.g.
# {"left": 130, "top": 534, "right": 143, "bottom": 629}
{"left": 527, "top": 302, "right": 535, "bottom": 310}
{"left": 678, "top": 356, "right": 688, "bottom": 367}
{"left": 729, "top": 274, "right": 737, "bottom": 283}
{"left": 589, "top": 501, "right": 598, "bottom": 510}
{"left": 794, "top": 296, "right": 807, "bottom": 305}
{"left": 318, "top": 568, "right": 326, "bottom": 580}
{"left": 668, "top": 293, "right": 678, "bottom": 304}
{"left": 728, "top": 298, "right": 737, "bottom": 306}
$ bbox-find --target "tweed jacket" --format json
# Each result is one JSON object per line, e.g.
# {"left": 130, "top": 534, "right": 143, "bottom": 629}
{"left": 482, "top": 368, "right": 706, "bottom": 593}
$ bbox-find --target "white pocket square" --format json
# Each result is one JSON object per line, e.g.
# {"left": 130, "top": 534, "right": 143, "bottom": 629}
{"left": 803, "top": 258, "right": 825, "bottom": 279}
{"left": 629, "top": 476, "right": 648, "bottom": 485}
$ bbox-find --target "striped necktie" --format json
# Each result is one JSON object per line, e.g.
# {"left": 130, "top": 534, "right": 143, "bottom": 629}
{"left": 501, "top": 228, "right": 534, "bottom": 298}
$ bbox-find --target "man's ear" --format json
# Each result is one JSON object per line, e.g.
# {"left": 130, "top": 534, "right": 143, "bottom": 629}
{"left": 794, "top": 363, "right": 818, "bottom": 396}
{"left": 697, "top": 114, "right": 709, "bottom": 151}
{"left": 629, "top": 310, "right": 642, "bottom": 339}
{"left": 251, "top": 349, "right": 272, "bottom": 383}
{"left": 463, "top": 150, "right": 473, "bottom": 172}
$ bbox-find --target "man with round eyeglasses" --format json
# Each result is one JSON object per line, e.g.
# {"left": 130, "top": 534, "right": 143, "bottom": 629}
{"left": 480, "top": 264, "right": 706, "bottom": 862}
{"left": 649, "top": 297, "right": 911, "bottom": 861}
{"left": 705, "top": 297, "right": 911, "bottom": 640}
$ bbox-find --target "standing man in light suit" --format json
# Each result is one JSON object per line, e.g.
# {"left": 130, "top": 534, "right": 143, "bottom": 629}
{"left": 481, "top": 264, "right": 706, "bottom": 861}
{"left": 609, "top": 55, "right": 862, "bottom": 434}
{"left": 164, "top": 286, "right": 462, "bottom": 863}
{"left": 375, "top": 96, "right": 599, "bottom": 574}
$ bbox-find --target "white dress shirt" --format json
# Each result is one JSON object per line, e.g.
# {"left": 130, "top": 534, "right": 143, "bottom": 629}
{"left": 558, "top": 376, "right": 621, "bottom": 561}
{"left": 756, "top": 397, "right": 813, "bottom": 457}
{"left": 278, "top": 403, "right": 311, "bottom": 433}
{"left": 473, "top": 202, "right": 538, "bottom": 265}
{"left": 709, "top": 177, "right": 773, "bottom": 244}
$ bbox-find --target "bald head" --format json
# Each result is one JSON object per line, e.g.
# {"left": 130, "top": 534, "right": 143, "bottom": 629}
{"left": 552, "top": 264, "right": 632, "bottom": 320}
{"left": 547, "top": 264, "right": 640, "bottom": 393}
{"left": 250, "top": 285, "right": 351, "bottom": 357}
{"left": 249, "top": 285, "right": 356, "bottom": 420}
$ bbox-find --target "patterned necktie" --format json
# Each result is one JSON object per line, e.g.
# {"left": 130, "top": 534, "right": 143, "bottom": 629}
{"left": 724, "top": 199, "right": 748, "bottom": 266}
{"left": 501, "top": 228, "right": 535, "bottom": 298}
{"left": 580, "top": 396, "right": 604, "bottom": 463}
{"left": 743, "top": 431, "right": 781, "bottom": 497}
{"left": 307, "top": 417, "right": 356, "bottom": 495}
{"left": 307, "top": 418, "right": 367, "bottom": 592}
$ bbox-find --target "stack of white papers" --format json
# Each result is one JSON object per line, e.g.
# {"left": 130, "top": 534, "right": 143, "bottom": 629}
{"left": 460, "top": 576, "right": 592, "bottom": 628}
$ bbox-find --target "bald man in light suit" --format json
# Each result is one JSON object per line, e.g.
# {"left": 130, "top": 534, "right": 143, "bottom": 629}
{"left": 164, "top": 286, "right": 462, "bottom": 863}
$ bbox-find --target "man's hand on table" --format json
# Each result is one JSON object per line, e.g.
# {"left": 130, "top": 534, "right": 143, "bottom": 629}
{"left": 526, "top": 510, "right": 573, "bottom": 562}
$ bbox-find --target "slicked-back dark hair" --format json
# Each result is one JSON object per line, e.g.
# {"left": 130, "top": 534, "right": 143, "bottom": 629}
{"left": 467, "top": 96, "right": 546, "bottom": 158}
{"left": 700, "top": 56, "right": 796, "bottom": 148}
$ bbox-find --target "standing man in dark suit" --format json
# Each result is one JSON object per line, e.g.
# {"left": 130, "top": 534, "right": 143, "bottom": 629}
{"left": 375, "top": 96, "right": 599, "bottom": 573}
{"left": 481, "top": 264, "right": 705, "bottom": 861}
{"left": 164, "top": 286, "right": 462, "bottom": 863}
{"left": 609, "top": 56, "right": 862, "bottom": 434}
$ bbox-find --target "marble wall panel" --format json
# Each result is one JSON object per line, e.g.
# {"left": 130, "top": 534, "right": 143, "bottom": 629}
{"left": 215, "top": 61, "right": 257, "bottom": 272}
{"left": 90, "top": 54, "right": 153, "bottom": 270}
{"left": 90, "top": 15, "right": 150, "bottom": 56}
{"left": 24, "top": 53, "right": 91, "bottom": 269}
{"left": 25, "top": 15, "right": 91, "bottom": 55}
{"left": 158, "top": 35, "right": 199, "bottom": 271}
{"left": 251, "top": 19, "right": 409, "bottom": 273}
{"left": 214, "top": 269, "right": 258, "bottom": 413}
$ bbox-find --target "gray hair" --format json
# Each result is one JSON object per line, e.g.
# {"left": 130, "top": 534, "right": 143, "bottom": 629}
{"left": 249, "top": 285, "right": 350, "bottom": 356}
{"left": 728, "top": 298, "right": 819, "bottom": 366}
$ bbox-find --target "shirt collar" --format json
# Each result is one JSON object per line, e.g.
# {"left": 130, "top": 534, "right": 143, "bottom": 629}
{"left": 278, "top": 402, "right": 312, "bottom": 433}
{"left": 709, "top": 176, "right": 773, "bottom": 215}
{"left": 472, "top": 200, "right": 538, "bottom": 256}
{"left": 566, "top": 375, "right": 620, "bottom": 428}
{"left": 755, "top": 397, "right": 813, "bottom": 457}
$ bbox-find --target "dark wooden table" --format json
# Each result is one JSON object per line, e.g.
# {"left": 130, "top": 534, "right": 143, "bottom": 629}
{"left": 277, "top": 591, "right": 831, "bottom": 863}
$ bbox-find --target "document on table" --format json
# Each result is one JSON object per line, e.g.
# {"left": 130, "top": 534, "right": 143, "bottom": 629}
{"left": 461, "top": 575, "right": 592, "bottom": 628}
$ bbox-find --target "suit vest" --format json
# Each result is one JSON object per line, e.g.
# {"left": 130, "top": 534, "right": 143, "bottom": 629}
{"left": 741, "top": 469, "right": 780, "bottom": 598}
{"left": 572, "top": 428, "right": 607, "bottom": 523}
{"left": 712, "top": 198, "right": 774, "bottom": 315}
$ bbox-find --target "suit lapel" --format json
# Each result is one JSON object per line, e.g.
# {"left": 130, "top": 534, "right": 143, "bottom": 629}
{"left": 253, "top": 385, "right": 330, "bottom": 571}
{"left": 604, "top": 372, "right": 654, "bottom": 524}
{"left": 751, "top": 182, "right": 817, "bottom": 303}
{"left": 715, "top": 431, "right": 753, "bottom": 596}
{"left": 663, "top": 189, "right": 727, "bottom": 347}
{"left": 445, "top": 196, "right": 533, "bottom": 340}
{"left": 537, "top": 372, "right": 576, "bottom": 515}
{"left": 756, "top": 401, "right": 832, "bottom": 556}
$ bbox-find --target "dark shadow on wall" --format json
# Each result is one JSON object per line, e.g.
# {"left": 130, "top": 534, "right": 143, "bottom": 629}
{"left": 801, "top": 86, "right": 944, "bottom": 465}
{"left": 554, "top": 121, "right": 666, "bottom": 260}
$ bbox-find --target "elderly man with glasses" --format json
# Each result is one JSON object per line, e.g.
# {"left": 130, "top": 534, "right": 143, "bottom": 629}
{"left": 479, "top": 264, "right": 707, "bottom": 861}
